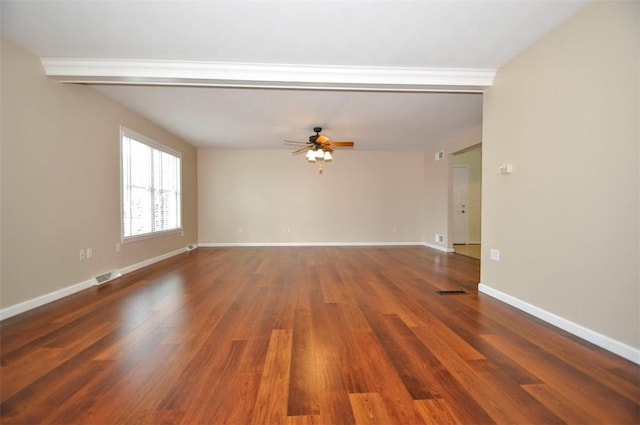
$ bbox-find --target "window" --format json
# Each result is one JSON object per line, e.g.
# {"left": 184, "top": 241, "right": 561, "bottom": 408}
{"left": 121, "top": 127, "right": 181, "bottom": 241}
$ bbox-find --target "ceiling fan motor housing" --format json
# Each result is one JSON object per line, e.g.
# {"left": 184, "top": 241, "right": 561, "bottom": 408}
{"left": 309, "top": 127, "right": 323, "bottom": 143}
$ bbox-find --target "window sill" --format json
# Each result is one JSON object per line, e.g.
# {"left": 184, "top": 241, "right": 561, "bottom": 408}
{"left": 122, "top": 228, "right": 183, "bottom": 244}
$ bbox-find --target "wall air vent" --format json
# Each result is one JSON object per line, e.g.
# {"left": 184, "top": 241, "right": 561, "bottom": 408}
{"left": 94, "top": 270, "right": 122, "bottom": 286}
{"left": 436, "top": 290, "right": 466, "bottom": 295}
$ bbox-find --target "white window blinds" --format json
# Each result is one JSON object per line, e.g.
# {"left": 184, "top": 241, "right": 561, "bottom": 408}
{"left": 121, "top": 128, "right": 181, "bottom": 240}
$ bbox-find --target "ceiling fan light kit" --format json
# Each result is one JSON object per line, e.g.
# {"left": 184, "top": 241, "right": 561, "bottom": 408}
{"left": 283, "top": 127, "right": 354, "bottom": 174}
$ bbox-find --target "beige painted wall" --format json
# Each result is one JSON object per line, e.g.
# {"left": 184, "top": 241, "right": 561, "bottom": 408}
{"left": 453, "top": 145, "right": 482, "bottom": 243}
{"left": 0, "top": 38, "right": 4, "bottom": 301}
{"left": 198, "top": 149, "right": 424, "bottom": 244}
{"left": 423, "top": 125, "right": 482, "bottom": 250}
{"left": 0, "top": 38, "right": 198, "bottom": 309}
{"left": 482, "top": 2, "right": 639, "bottom": 348}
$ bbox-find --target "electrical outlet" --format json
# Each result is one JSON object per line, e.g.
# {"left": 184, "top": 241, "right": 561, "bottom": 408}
{"left": 86, "top": 248, "right": 93, "bottom": 259}
{"left": 116, "top": 243, "right": 121, "bottom": 252}
{"left": 499, "top": 164, "right": 513, "bottom": 174}
{"left": 79, "top": 249, "right": 85, "bottom": 261}
{"left": 435, "top": 234, "right": 445, "bottom": 243}
{"left": 490, "top": 249, "right": 500, "bottom": 261}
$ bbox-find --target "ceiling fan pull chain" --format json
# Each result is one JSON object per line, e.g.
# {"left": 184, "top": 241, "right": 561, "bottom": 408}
{"left": 319, "top": 163, "right": 323, "bottom": 174}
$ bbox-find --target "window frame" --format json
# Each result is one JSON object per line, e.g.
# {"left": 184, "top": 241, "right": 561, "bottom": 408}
{"left": 120, "top": 126, "right": 183, "bottom": 244}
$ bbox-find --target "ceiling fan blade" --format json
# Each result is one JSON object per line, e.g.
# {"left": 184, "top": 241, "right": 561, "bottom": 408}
{"left": 328, "top": 141, "right": 355, "bottom": 147}
{"left": 292, "top": 146, "right": 309, "bottom": 155}
{"left": 283, "top": 140, "right": 308, "bottom": 145}
{"left": 316, "top": 135, "right": 330, "bottom": 144}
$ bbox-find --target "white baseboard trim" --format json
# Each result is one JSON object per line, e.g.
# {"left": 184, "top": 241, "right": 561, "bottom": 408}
{"left": 198, "top": 241, "right": 424, "bottom": 248}
{"left": 478, "top": 283, "right": 640, "bottom": 365}
{"left": 0, "top": 245, "right": 194, "bottom": 321}
{"left": 0, "top": 278, "right": 95, "bottom": 321}
{"left": 200, "top": 241, "right": 455, "bottom": 253}
{"left": 422, "top": 242, "right": 455, "bottom": 253}
{"left": 119, "top": 246, "right": 191, "bottom": 275}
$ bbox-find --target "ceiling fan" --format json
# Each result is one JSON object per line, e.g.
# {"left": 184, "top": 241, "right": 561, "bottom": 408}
{"left": 284, "top": 127, "right": 355, "bottom": 169}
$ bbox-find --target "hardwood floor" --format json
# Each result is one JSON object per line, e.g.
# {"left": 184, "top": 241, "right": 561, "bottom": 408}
{"left": 1, "top": 247, "right": 638, "bottom": 424}
{"left": 453, "top": 244, "right": 481, "bottom": 260}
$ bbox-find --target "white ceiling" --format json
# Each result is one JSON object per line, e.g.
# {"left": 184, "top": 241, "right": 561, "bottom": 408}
{"left": 0, "top": 1, "right": 588, "bottom": 150}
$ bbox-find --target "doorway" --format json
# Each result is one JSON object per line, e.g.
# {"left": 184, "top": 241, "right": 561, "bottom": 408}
{"left": 452, "top": 144, "right": 482, "bottom": 260}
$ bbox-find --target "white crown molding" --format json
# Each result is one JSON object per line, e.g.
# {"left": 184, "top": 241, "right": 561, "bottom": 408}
{"left": 40, "top": 58, "right": 495, "bottom": 92}
{"left": 478, "top": 283, "right": 640, "bottom": 365}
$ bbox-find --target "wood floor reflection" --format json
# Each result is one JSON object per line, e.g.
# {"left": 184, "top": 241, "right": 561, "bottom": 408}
{"left": 453, "top": 243, "right": 481, "bottom": 260}
{"left": 1, "top": 247, "right": 637, "bottom": 424}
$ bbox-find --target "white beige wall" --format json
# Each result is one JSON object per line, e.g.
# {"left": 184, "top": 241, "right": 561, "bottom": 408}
{"left": 453, "top": 145, "right": 482, "bottom": 243}
{"left": 0, "top": 38, "right": 198, "bottom": 309}
{"left": 423, "top": 125, "right": 482, "bottom": 250}
{"left": 198, "top": 149, "right": 424, "bottom": 244}
{"left": 482, "top": 2, "right": 639, "bottom": 350}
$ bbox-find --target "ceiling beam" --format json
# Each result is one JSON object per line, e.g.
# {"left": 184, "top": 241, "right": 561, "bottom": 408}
{"left": 40, "top": 58, "right": 495, "bottom": 93}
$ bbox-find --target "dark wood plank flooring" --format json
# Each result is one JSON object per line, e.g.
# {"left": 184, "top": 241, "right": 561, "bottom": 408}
{"left": 1, "top": 246, "right": 638, "bottom": 424}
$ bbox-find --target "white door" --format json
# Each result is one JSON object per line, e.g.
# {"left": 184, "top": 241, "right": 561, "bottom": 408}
{"left": 452, "top": 165, "right": 469, "bottom": 244}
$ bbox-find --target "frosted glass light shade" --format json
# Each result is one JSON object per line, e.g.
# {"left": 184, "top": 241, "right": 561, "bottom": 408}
{"left": 315, "top": 149, "right": 325, "bottom": 159}
{"left": 323, "top": 151, "right": 332, "bottom": 161}
{"left": 305, "top": 150, "right": 315, "bottom": 160}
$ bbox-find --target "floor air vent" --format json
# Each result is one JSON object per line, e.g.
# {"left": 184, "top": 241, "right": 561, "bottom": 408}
{"left": 95, "top": 270, "right": 122, "bottom": 286}
{"left": 436, "top": 290, "right": 466, "bottom": 295}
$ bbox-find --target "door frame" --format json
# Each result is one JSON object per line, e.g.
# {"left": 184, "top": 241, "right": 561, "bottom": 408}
{"left": 448, "top": 143, "right": 482, "bottom": 253}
